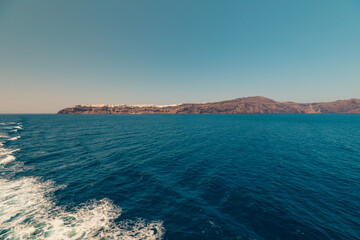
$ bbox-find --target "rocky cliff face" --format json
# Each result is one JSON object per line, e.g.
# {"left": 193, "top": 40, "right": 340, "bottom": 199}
{"left": 57, "top": 97, "right": 360, "bottom": 114}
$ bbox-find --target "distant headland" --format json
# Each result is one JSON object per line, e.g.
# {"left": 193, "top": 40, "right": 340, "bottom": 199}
{"left": 57, "top": 96, "right": 360, "bottom": 114}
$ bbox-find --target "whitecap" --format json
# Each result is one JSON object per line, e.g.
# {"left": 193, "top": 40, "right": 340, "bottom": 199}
{"left": 0, "top": 148, "right": 20, "bottom": 157}
{"left": 8, "top": 136, "right": 21, "bottom": 141}
{"left": 0, "top": 122, "right": 17, "bottom": 126}
{"left": 0, "top": 177, "right": 164, "bottom": 239}
{"left": 0, "top": 134, "right": 8, "bottom": 138}
{"left": 0, "top": 155, "right": 16, "bottom": 164}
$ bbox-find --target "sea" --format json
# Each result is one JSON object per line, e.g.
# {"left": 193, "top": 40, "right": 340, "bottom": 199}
{"left": 0, "top": 114, "right": 359, "bottom": 240}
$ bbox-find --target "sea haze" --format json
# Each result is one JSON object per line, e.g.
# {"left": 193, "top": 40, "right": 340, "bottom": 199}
{"left": 0, "top": 114, "right": 359, "bottom": 239}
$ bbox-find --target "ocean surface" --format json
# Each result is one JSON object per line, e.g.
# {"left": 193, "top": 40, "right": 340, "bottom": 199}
{"left": 0, "top": 114, "right": 359, "bottom": 240}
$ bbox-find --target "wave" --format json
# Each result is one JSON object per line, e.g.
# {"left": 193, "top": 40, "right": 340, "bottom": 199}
{"left": 0, "top": 148, "right": 20, "bottom": 156}
{"left": 0, "top": 122, "right": 17, "bottom": 125}
{"left": 8, "top": 136, "right": 21, "bottom": 141}
{"left": 0, "top": 155, "right": 16, "bottom": 164}
{"left": 0, "top": 177, "right": 164, "bottom": 239}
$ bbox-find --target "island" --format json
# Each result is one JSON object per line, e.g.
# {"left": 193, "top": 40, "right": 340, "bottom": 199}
{"left": 57, "top": 96, "right": 360, "bottom": 114}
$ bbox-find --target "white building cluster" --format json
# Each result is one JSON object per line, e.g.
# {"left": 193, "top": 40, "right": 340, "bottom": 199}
{"left": 76, "top": 104, "right": 181, "bottom": 108}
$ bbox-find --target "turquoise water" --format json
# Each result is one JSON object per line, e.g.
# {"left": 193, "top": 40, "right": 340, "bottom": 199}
{"left": 0, "top": 114, "right": 359, "bottom": 239}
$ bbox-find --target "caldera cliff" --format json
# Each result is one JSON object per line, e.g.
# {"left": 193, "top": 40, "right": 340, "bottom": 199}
{"left": 57, "top": 96, "right": 360, "bottom": 114}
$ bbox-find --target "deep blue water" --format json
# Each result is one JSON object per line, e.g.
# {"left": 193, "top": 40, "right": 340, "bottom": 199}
{"left": 0, "top": 114, "right": 359, "bottom": 240}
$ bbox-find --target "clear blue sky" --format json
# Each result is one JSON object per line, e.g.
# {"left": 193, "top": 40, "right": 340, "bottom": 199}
{"left": 1, "top": 0, "right": 359, "bottom": 113}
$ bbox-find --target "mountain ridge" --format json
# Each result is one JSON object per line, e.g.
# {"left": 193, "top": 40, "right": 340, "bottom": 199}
{"left": 57, "top": 96, "right": 360, "bottom": 114}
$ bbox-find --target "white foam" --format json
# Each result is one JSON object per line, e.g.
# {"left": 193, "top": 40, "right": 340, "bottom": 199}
{"left": 2, "top": 125, "right": 22, "bottom": 131}
{"left": 0, "top": 148, "right": 20, "bottom": 157}
{"left": 8, "top": 136, "right": 20, "bottom": 141}
{"left": 0, "top": 122, "right": 17, "bottom": 125}
{"left": 0, "top": 177, "right": 164, "bottom": 239}
{"left": 0, "top": 134, "right": 8, "bottom": 138}
{"left": 0, "top": 155, "right": 16, "bottom": 164}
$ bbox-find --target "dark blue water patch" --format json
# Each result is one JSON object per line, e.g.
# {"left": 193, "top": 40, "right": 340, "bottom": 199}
{"left": 0, "top": 114, "right": 360, "bottom": 239}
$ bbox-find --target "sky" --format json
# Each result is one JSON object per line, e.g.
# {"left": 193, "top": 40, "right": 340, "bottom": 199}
{"left": 0, "top": 0, "right": 360, "bottom": 113}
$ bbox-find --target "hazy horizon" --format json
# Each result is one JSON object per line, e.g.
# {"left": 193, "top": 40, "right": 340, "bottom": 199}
{"left": 1, "top": 0, "right": 360, "bottom": 113}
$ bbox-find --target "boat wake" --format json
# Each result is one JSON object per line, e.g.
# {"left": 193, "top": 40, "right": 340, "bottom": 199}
{"left": 0, "top": 123, "right": 164, "bottom": 240}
